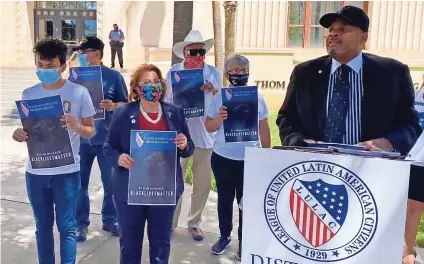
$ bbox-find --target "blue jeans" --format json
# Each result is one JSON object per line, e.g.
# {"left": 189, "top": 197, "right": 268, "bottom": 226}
{"left": 115, "top": 198, "right": 176, "bottom": 264}
{"left": 76, "top": 143, "right": 117, "bottom": 228}
{"left": 26, "top": 171, "right": 80, "bottom": 264}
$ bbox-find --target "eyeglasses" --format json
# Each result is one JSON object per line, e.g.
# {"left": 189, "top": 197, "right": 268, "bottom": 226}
{"left": 184, "top": 49, "right": 207, "bottom": 57}
{"left": 78, "top": 49, "right": 97, "bottom": 54}
{"left": 138, "top": 79, "right": 162, "bottom": 87}
{"left": 227, "top": 68, "right": 249, "bottom": 75}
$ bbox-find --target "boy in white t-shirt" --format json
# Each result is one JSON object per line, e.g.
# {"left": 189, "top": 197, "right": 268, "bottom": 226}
{"left": 205, "top": 54, "right": 271, "bottom": 261}
{"left": 12, "top": 39, "right": 95, "bottom": 264}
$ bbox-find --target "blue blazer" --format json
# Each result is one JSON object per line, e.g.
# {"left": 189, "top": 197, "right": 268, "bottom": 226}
{"left": 103, "top": 101, "right": 194, "bottom": 202}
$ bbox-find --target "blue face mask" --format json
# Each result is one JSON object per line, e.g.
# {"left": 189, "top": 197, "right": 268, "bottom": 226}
{"left": 36, "top": 68, "right": 61, "bottom": 85}
{"left": 77, "top": 53, "right": 89, "bottom": 66}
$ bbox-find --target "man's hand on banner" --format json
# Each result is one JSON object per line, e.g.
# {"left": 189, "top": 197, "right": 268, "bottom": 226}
{"left": 359, "top": 138, "right": 394, "bottom": 152}
{"left": 118, "top": 154, "right": 134, "bottom": 169}
{"left": 12, "top": 128, "right": 28, "bottom": 142}
{"left": 304, "top": 139, "right": 317, "bottom": 143}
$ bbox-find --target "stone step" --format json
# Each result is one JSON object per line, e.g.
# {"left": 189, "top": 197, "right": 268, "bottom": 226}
{"left": 0, "top": 80, "right": 131, "bottom": 91}
{"left": 0, "top": 73, "right": 131, "bottom": 81}
{"left": 0, "top": 69, "right": 36, "bottom": 73}
{"left": 1, "top": 80, "right": 38, "bottom": 86}
{"left": 0, "top": 95, "right": 22, "bottom": 101}
{"left": 0, "top": 105, "right": 18, "bottom": 118}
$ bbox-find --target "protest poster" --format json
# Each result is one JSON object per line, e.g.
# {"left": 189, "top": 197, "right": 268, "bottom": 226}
{"left": 128, "top": 130, "right": 177, "bottom": 205}
{"left": 69, "top": 66, "right": 105, "bottom": 120}
{"left": 243, "top": 147, "right": 411, "bottom": 264}
{"left": 414, "top": 88, "right": 424, "bottom": 129}
{"left": 222, "top": 86, "right": 258, "bottom": 143}
{"left": 16, "top": 95, "right": 75, "bottom": 169}
{"left": 171, "top": 69, "right": 205, "bottom": 119}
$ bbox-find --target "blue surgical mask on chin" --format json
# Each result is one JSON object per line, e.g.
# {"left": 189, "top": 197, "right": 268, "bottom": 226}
{"left": 36, "top": 68, "right": 61, "bottom": 85}
{"left": 77, "top": 53, "right": 89, "bottom": 67}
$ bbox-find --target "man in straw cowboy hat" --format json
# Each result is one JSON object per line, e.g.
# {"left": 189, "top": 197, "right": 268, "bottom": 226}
{"left": 165, "top": 29, "right": 223, "bottom": 241}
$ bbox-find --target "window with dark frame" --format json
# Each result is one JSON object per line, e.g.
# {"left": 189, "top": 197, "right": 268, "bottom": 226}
{"left": 288, "top": 1, "right": 366, "bottom": 48}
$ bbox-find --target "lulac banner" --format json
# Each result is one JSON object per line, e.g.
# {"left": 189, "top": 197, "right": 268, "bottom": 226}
{"left": 243, "top": 147, "right": 411, "bottom": 264}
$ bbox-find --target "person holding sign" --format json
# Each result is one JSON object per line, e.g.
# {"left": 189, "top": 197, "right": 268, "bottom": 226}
{"left": 71, "top": 36, "right": 128, "bottom": 242}
{"left": 12, "top": 39, "right": 96, "bottom": 264}
{"left": 166, "top": 30, "right": 223, "bottom": 241}
{"left": 205, "top": 54, "right": 271, "bottom": 260}
{"left": 104, "top": 64, "right": 194, "bottom": 263}
{"left": 403, "top": 86, "right": 424, "bottom": 264}
{"left": 276, "top": 5, "right": 421, "bottom": 156}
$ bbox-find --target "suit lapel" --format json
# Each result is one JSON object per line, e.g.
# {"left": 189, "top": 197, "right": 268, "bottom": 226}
{"left": 129, "top": 102, "right": 140, "bottom": 131}
{"left": 313, "top": 57, "right": 332, "bottom": 138}
{"left": 361, "top": 54, "right": 379, "bottom": 140}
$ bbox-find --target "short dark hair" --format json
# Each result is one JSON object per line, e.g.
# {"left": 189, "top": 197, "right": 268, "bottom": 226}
{"left": 113, "top": 23, "right": 118, "bottom": 27}
{"left": 33, "top": 38, "right": 68, "bottom": 65}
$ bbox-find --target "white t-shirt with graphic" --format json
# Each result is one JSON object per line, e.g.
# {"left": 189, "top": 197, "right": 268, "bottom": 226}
{"left": 22, "top": 80, "right": 96, "bottom": 175}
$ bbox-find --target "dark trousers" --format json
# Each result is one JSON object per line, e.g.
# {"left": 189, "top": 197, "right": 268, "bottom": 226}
{"left": 409, "top": 164, "right": 424, "bottom": 202}
{"left": 114, "top": 199, "right": 176, "bottom": 264}
{"left": 26, "top": 172, "right": 80, "bottom": 264}
{"left": 110, "top": 42, "right": 123, "bottom": 67}
{"left": 211, "top": 152, "right": 244, "bottom": 243}
{"left": 76, "top": 143, "right": 117, "bottom": 228}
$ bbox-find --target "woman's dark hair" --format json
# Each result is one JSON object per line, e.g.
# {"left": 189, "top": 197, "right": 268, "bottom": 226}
{"left": 33, "top": 38, "right": 68, "bottom": 66}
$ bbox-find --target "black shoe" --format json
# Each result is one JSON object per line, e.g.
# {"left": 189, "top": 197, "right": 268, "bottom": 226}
{"left": 76, "top": 226, "right": 88, "bottom": 242}
{"left": 111, "top": 65, "right": 115, "bottom": 68}
{"left": 120, "top": 65, "right": 123, "bottom": 69}
{"left": 102, "top": 222, "right": 119, "bottom": 236}
{"left": 211, "top": 237, "right": 231, "bottom": 255}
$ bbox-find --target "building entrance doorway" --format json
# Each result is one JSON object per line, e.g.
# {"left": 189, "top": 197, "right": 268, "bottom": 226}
{"left": 34, "top": 1, "right": 97, "bottom": 59}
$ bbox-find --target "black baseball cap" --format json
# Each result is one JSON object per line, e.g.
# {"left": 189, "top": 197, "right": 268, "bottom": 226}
{"left": 319, "top": 5, "right": 369, "bottom": 32}
{"left": 72, "top": 36, "right": 105, "bottom": 51}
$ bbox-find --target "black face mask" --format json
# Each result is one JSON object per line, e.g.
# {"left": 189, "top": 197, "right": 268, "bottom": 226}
{"left": 228, "top": 74, "right": 249, "bottom": 87}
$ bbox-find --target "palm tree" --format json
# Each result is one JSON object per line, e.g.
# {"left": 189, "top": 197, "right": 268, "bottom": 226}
{"left": 223, "top": 1, "right": 237, "bottom": 86}
{"left": 212, "top": 1, "right": 224, "bottom": 74}
{"left": 171, "top": 1, "right": 193, "bottom": 66}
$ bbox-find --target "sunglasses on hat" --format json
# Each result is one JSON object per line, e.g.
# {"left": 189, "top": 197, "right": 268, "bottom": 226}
{"left": 184, "top": 49, "right": 207, "bottom": 57}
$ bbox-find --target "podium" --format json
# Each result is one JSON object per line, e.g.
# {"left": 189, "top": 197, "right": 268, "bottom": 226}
{"left": 242, "top": 147, "right": 412, "bottom": 264}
